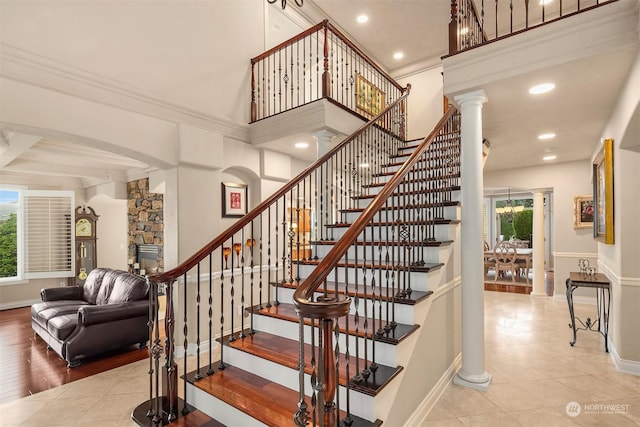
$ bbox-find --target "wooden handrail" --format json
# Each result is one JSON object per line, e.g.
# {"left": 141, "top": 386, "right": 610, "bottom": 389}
{"left": 323, "top": 21, "right": 404, "bottom": 92}
{"left": 250, "top": 20, "right": 403, "bottom": 92}
{"left": 149, "top": 84, "right": 411, "bottom": 285}
{"left": 293, "top": 106, "right": 458, "bottom": 318}
{"left": 251, "top": 20, "right": 328, "bottom": 64}
{"left": 448, "top": 0, "right": 617, "bottom": 55}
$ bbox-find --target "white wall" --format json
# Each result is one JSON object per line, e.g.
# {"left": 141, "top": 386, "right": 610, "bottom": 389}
{"left": 85, "top": 195, "right": 129, "bottom": 271}
{"left": 597, "top": 50, "right": 640, "bottom": 365}
{"left": 0, "top": 1, "right": 265, "bottom": 124}
{"left": 395, "top": 65, "right": 445, "bottom": 141}
{"left": 0, "top": 1, "right": 310, "bottom": 307}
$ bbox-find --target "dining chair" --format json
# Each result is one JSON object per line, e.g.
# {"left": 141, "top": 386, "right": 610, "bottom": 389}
{"left": 493, "top": 241, "right": 518, "bottom": 283}
{"left": 483, "top": 241, "right": 494, "bottom": 275}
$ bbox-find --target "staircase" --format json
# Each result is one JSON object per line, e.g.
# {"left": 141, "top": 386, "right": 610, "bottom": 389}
{"left": 132, "top": 90, "right": 462, "bottom": 426}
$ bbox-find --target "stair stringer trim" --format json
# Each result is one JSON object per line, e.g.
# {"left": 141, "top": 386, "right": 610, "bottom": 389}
{"left": 403, "top": 352, "right": 462, "bottom": 426}
{"left": 369, "top": 277, "right": 462, "bottom": 424}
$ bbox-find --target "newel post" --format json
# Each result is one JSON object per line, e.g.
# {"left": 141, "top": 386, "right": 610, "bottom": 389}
{"left": 321, "top": 22, "right": 331, "bottom": 99}
{"left": 449, "top": 0, "right": 459, "bottom": 54}
{"left": 322, "top": 318, "right": 337, "bottom": 426}
{"left": 251, "top": 60, "right": 257, "bottom": 122}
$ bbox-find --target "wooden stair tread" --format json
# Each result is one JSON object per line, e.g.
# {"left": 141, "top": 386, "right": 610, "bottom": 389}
{"left": 256, "top": 302, "right": 419, "bottom": 344}
{"left": 340, "top": 201, "right": 459, "bottom": 213}
{"left": 396, "top": 134, "right": 459, "bottom": 152}
{"left": 298, "top": 258, "right": 444, "bottom": 273}
{"left": 310, "top": 239, "right": 454, "bottom": 248}
{"left": 279, "top": 280, "right": 434, "bottom": 305}
{"left": 188, "top": 364, "right": 381, "bottom": 426}
{"left": 167, "top": 409, "right": 226, "bottom": 427}
{"left": 371, "top": 169, "right": 460, "bottom": 179}
{"left": 354, "top": 186, "right": 460, "bottom": 200}
{"left": 223, "top": 330, "right": 402, "bottom": 396}
{"left": 191, "top": 364, "right": 314, "bottom": 426}
{"left": 133, "top": 397, "right": 225, "bottom": 427}
{"left": 326, "top": 219, "right": 459, "bottom": 227}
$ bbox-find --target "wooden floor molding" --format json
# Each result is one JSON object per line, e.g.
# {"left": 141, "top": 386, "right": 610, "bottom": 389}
{"left": 0, "top": 306, "right": 149, "bottom": 405}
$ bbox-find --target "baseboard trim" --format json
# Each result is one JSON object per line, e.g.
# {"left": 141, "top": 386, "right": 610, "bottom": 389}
{"left": 0, "top": 298, "right": 40, "bottom": 311}
{"left": 404, "top": 353, "right": 462, "bottom": 427}
{"left": 609, "top": 340, "right": 640, "bottom": 376}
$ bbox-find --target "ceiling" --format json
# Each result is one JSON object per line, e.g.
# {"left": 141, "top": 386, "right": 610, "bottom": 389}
{"left": 0, "top": 0, "right": 636, "bottom": 193}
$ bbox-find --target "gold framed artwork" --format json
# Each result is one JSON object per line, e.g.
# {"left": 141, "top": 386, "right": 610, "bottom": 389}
{"left": 593, "top": 138, "right": 614, "bottom": 244}
{"left": 355, "top": 73, "right": 385, "bottom": 118}
{"left": 222, "top": 182, "right": 248, "bottom": 218}
{"left": 573, "top": 195, "right": 594, "bottom": 229}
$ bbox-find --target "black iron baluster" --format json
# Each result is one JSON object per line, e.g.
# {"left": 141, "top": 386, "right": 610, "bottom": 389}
{"left": 194, "top": 263, "right": 202, "bottom": 381}
{"left": 229, "top": 237, "right": 236, "bottom": 343}
{"left": 207, "top": 253, "right": 214, "bottom": 375}
{"left": 182, "top": 272, "right": 188, "bottom": 415}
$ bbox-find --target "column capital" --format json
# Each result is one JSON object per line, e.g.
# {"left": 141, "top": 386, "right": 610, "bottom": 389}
{"left": 453, "top": 89, "right": 488, "bottom": 107}
{"left": 313, "top": 129, "right": 336, "bottom": 140}
{"left": 313, "top": 129, "right": 335, "bottom": 158}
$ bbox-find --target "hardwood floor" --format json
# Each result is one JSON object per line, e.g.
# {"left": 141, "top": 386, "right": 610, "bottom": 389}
{"left": 484, "top": 270, "right": 555, "bottom": 295}
{"left": 0, "top": 306, "right": 149, "bottom": 405}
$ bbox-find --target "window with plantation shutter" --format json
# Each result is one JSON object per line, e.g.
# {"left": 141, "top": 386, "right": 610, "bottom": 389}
{"left": 24, "top": 191, "right": 74, "bottom": 278}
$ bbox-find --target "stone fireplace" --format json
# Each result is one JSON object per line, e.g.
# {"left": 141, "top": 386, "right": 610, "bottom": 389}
{"left": 127, "top": 178, "right": 163, "bottom": 273}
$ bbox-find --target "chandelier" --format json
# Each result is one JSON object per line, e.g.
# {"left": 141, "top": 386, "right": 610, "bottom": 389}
{"left": 495, "top": 188, "right": 524, "bottom": 222}
{"left": 267, "top": 0, "right": 303, "bottom": 9}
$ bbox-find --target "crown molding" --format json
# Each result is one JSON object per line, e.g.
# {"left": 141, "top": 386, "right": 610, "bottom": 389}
{"left": 0, "top": 43, "right": 250, "bottom": 143}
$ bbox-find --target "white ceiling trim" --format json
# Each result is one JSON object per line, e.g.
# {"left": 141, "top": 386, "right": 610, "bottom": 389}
{"left": 0, "top": 43, "right": 251, "bottom": 143}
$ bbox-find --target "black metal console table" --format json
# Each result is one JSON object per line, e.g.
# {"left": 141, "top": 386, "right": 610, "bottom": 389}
{"left": 566, "top": 272, "right": 611, "bottom": 352}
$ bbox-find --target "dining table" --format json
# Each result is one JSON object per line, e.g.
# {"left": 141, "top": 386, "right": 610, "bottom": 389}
{"left": 485, "top": 247, "right": 533, "bottom": 284}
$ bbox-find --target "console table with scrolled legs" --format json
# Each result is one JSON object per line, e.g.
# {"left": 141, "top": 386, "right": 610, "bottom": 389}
{"left": 566, "top": 272, "right": 611, "bottom": 352}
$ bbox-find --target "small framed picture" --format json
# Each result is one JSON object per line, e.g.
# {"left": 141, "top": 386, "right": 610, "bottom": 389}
{"left": 222, "top": 182, "right": 248, "bottom": 218}
{"left": 573, "top": 195, "right": 594, "bottom": 229}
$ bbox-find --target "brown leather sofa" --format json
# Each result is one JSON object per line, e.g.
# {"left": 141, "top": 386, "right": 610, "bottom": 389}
{"left": 31, "top": 268, "right": 149, "bottom": 367}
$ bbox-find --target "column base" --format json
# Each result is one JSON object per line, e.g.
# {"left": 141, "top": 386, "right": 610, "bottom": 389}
{"left": 454, "top": 371, "right": 492, "bottom": 392}
{"left": 530, "top": 291, "right": 548, "bottom": 297}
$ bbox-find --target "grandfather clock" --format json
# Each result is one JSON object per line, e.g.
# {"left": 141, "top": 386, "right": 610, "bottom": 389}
{"left": 73, "top": 206, "right": 99, "bottom": 286}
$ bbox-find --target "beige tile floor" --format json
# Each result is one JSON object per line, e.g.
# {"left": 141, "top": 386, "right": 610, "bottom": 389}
{"left": 426, "top": 291, "right": 640, "bottom": 426}
{"left": 1, "top": 291, "right": 639, "bottom": 426}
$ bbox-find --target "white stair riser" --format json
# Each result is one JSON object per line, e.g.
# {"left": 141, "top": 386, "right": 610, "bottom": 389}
{"left": 365, "top": 180, "right": 459, "bottom": 197}
{"left": 355, "top": 191, "right": 460, "bottom": 209}
{"left": 276, "top": 285, "right": 418, "bottom": 325}
{"left": 296, "top": 263, "right": 438, "bottom": 289}
{"left": 340, "top": 205, "right": 459, "bottom": 223}
{"left": 188, "top": 386, "right": 266, "bottom": 427}
{"left": 327, "top": 223, "right": 457, "bottom": 242}
{"left": 313, "top": 244, "right": 450, "bottom": 265}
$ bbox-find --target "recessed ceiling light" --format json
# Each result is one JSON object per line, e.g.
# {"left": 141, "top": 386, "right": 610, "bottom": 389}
{"left": 393, "top": 52, "right": 404, "bottom": 60}
{"left": 540, "top": 0, "right": 553, "bottom": 4}
{"left": 357, "top": 15, "right": 368, "bottom": 24}
{"left": 538, "top": 133, "right": 556, "bottom": 140}
{"left": 294, "top": 142, "right": 309, "bottom": 149}
{"left": 529, "top": 83, "right": 555, "bottom": 94}
{"left": 543, "top": 155, "right": 557, "bottom": 161}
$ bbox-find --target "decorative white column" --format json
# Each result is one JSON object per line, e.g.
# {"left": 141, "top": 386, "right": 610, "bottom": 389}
{"left": 453, "top": 90, "right": 492, "bottom": 391}
{"left": 314, "top": 130, "right": 334, "bottom": 158}
{"left": 531, "top": 191, "right": 546, "bottom": 296}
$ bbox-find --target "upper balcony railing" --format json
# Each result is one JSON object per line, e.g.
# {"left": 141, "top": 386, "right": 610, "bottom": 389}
{"left": 251, "top": 20, "right": 405, "bottom": 126}
{"left": 448, "top": 0, "right": 618, "bottom": 55}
